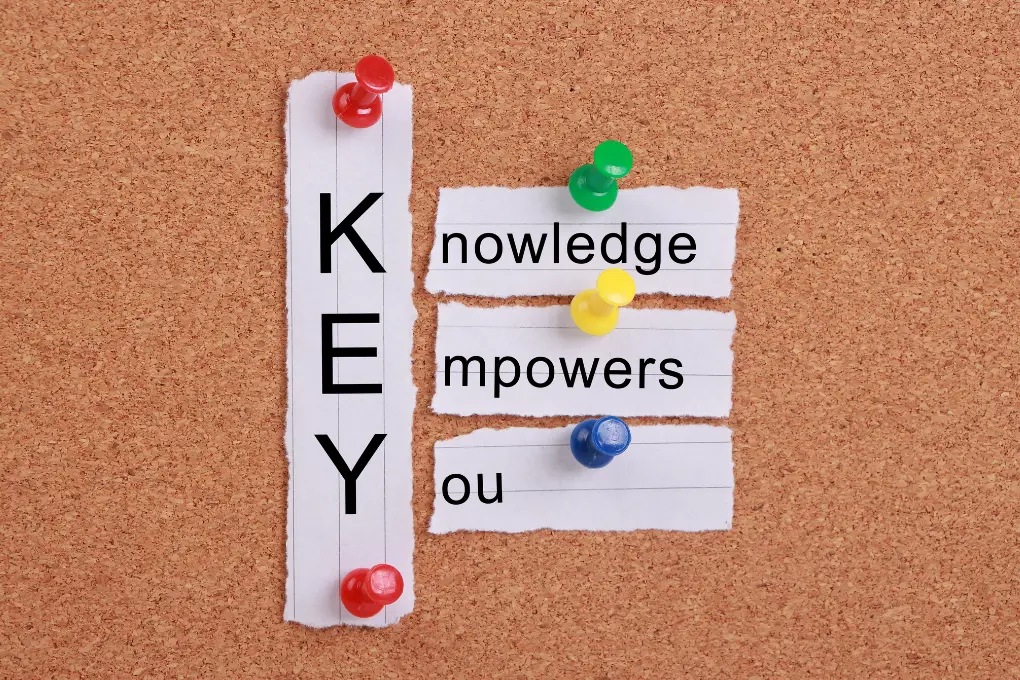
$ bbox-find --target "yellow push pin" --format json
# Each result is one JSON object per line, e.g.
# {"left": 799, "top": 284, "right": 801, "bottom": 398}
{"left": 570, "top": 268, "right": 636, "bottom": 336}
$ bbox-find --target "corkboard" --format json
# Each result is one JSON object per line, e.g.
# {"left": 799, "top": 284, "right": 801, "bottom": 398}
{"left": 3, "top": 1, "right": 1018, "bottom": 677}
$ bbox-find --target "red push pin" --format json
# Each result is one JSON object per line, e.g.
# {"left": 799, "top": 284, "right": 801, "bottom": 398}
{"left": 340, "top": 563, "right": 404, "bottom": 618}
{"left": 332, "top": 55, "right": 395, "bottom": 129}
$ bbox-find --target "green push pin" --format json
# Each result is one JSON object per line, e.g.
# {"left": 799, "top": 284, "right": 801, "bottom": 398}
{"left": 568, "top": 140, "right": 633, "bottom": 212}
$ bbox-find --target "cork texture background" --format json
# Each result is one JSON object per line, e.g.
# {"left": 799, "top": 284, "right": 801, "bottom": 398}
{"left": 3, "top": 1, "right": 1019, "bottom": 678}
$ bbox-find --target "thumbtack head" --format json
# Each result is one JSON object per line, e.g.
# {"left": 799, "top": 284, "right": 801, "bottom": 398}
{"left": 364, "top": 564, "right": 403, "bottom": 605}
{"left": 570, "top": 268, "right": 635, "bottom": 335}
{"left": 569, "top": 416, "right": 631, "bottom": 468}
{"left": 355, "top": 55, "right": 395, "bottom": 94}
{"left": 590, "top": 416, "right": 631, "bottom": 457}
{"left": 569, "top": 140, "right": 632, "bottom": 211}
{"left": 595, "top": 268, "right": 636, "bottom": 307}
{"left": 340, "top": 564, "right": 404, "bottom": 618}
{"left": 333, "top": 55, "right": 394, "bottom": 128}
{"left": 592, "top": 140, "right": 633, "bottom": 180}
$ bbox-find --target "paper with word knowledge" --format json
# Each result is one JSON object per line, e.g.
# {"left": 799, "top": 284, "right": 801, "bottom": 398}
{"left": 285, "top": 72, "right": 414, "bottom": 627}
{"left": 430, "top": 425, "right": 733, "bottom": 533}
{"left": 432, "top": 303, "right": 735, "bottom": 417}
{"left": 426, "top": 186, "right": 738, "bottom": 297}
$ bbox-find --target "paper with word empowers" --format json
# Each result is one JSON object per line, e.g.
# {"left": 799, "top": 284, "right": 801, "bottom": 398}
{"left": 285, "top": 72, "right": 415, "bottom": 627}
{"left": 430, "top": 425, "right": 734, "bottom": 533}
{"left": 425, "top": 186, "right": 738, "bottom": 297}
{"left": 432, "top": 303, "right": 735, "bottom": 417}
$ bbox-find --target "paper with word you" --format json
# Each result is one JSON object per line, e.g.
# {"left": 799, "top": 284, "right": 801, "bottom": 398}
{"left": 430, "top": 425, "right": 734, "bottom": 533}
{"left": 425, "top": 186, "right": 738, "bottom": 298}
{"left": 285, "top": 72, "right": 415, "bottom": 627}
{"left": 432, "top": 303, "right": 735, "bottom": 417}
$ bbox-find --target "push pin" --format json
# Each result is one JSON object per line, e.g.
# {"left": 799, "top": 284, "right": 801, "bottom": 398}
{"left": 332, "top": 55, "right": 395, "bottom": 129}
{"left": 570, "top": 268, "right": 636, "bottom": 336}
{"left": 340, "top": 563, "right": 404, "bottom": 618}
{"left": 570, "top": 416, "right": 631, "bottom": 468}
{"left": 568, "top": 140, "right": 633, "bottom": 211}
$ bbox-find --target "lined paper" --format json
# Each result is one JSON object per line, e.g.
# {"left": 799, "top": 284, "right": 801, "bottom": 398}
{"left": 426, "top": 186, "right": 738, "bottom": 297}
{"left": 285, "top": 72, "right": 415, "bottom": 628}
{"left": 430, "top": 425, "right": 734, "bottom": 533}
{"left": 432, "top": 303, "right": 735, "bottom": 417}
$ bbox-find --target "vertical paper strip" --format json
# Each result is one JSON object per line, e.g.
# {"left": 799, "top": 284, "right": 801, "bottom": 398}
{"left": 284, "top": 72, "right": 415, "bottom": 628}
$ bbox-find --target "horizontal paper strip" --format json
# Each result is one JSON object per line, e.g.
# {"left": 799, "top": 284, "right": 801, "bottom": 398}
{"left": 430, "top": 425, "right": 734, "bottom": 533}
{"left": 432, "top": 303, "right": 735, "bottom": 417}
{"left": 426, "top": 186, "right": 738, "bottom": 297}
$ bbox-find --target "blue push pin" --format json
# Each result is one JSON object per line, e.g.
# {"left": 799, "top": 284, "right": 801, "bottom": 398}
{"left": 569, "top": 416, "right": 631, "bottom": 468}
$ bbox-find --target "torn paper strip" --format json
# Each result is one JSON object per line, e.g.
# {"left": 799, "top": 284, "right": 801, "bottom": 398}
{"left": 285, "top": 72, "right": 415, "bottom": 628}
{"left": 426, "top": 186, "right": 738, "bottom": 297}
{"left": 430, "top": 425, "right": 734, "bottom": 533}
{"left": 432, "top": 303, "right": 735, "bottom": 417}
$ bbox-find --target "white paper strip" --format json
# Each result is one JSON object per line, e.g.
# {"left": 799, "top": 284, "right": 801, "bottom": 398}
{"left": 426, "top": 186, "right": 738, "bottom": 297}
{"left": 430, "top": 425, "right": 734, "bottom": 533}
{"left": 285, "top": 72, "right": 415, "bottom": 628}
{"left": 432, "top": 303, "right": 735, "bottom": 417}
